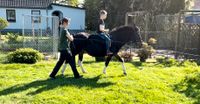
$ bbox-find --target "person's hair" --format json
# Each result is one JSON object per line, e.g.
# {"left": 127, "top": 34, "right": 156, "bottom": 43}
{"left": 100, "top": 10, "right": 107, "bottom": 15}
{"left": 60, "top": 17, "right": 69, "bottom": 25}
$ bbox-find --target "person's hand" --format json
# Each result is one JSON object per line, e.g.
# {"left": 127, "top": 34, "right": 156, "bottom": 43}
{"left": 66, "top": 31, "right": 74, "bottom": 41}
{"left": 104, "top": 29, "right": 109, "bottom": 33}
{"left": 67, "top": 35, "right": 74, "bottom": 42}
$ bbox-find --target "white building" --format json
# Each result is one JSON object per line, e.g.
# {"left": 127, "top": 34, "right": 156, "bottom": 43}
{"left": 0, "top": 0, "right": 85, "bottom": 34}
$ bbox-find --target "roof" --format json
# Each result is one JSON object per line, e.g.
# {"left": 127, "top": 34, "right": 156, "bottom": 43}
{"left": 0, "top": 0, "right": 53, "bottom": 9}
{"left": 0, "top": 0, "right": 85, "bottom": 10}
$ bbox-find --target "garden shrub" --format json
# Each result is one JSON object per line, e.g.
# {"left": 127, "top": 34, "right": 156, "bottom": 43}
{"left": 175, "top": 72, "right": 200, "bottom": 103}
{"left": 5, "top": 33, "right": 22, "bottom": 44}
{"left": 137, "top": 42, "right": 155, "bottom": 62}
{"left": 156, "top": 57, "right": 179, "bottom": 67}
{"left": 119, "top": 51, "right": 134, "bottom": 62}
{"left": 0, "top": 18, "right": 9, "bottom": 32}
{"left": 7, "top": 48, "right": 44, "bottom": 64}
{"left": 148, "top": 38, "right": 157, "bottom": 45}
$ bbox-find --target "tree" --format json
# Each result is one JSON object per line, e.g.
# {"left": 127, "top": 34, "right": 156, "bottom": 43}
{"left": 84, "top": 0, "right": 102, "bottom": 30}
{"left": 54, "top": 0, "right": 79, "bottom": 6}
{"left": 84, "top": 0, "right": 188, "bottom": 30}
{"left": 68, "top": 0, "right": 79, "bottom": 6}
{"left": 0, "top": 17, "right": 9, "bottom": 39}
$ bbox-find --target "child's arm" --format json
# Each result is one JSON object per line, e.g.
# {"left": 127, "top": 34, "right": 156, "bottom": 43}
{"left": 66, "top": 30, "right": 74, "bottom": 41}
{"left": 100, "top": 24, "right": 109, "bottom": 33}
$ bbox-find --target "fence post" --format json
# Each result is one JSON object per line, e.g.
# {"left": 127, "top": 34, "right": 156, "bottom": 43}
{"left": 125, "top": 12, "right": 129, "bottom": 26}
{"left": 53, "top": 17, "right": 59, "bottom": 59}
{"left": 22, "top": 14, "right": 25, "bottom": 48}
{"left": 144, "top": 13, "right": 149, "bottom": 42}
{"left": 175, "top": 11, "right": 182, "bottom": 59}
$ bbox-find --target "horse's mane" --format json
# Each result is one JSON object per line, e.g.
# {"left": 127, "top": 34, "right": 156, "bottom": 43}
{"left": 76, "top": 25, "right": 135, "bottom": 37}
{"left": 109, "top": 25, "right": 135, "bottom": 35}
{"left": 77, "top": 32, "right": 90, "bottom": 38}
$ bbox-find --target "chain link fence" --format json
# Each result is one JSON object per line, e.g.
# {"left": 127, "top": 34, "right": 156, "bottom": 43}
{"left": 22, "top": 15, "right": 59, "bottom": 57}
{"left": 126, "top": 11, "right": 200, "bottom": 59}
{"left": 0, "top": 15, "right": 59, "bottom": 58}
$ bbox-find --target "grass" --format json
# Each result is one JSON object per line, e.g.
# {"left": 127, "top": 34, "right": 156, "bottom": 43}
{"left": 0, "top": 54, "right": 200, "bottom": 104}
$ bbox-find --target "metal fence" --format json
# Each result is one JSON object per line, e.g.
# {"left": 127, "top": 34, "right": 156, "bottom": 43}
{"left": 22, "top": 15, "right": 59, "bottom": 57}
{"left": 126, "top": 11, "right": 200, "bottom": 59}
{"left": 0, "top": 15, "right": 59, "bottom": 58}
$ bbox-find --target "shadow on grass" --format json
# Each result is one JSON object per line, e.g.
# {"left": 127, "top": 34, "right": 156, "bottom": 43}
{"left": 82, "top": 60, "right": 99, "bottom": 64}
{"left": 0, "top": 75, "right": 115, "bottom": 96}
{"left": 174, "top": 72, "right": 200, "bottom": 104}
{"left": 128, "top": 61, "right": 143, "bottom": 67}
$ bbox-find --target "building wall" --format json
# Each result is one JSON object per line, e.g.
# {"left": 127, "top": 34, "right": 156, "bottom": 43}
{"left": 0, "top": 6, "right": 85, "bottom": 32}
{"left": 49, "top": 5, "right": 85, "bottom": 30}
{"left": 0, "top": 8, "right": 47, "bottom": 30}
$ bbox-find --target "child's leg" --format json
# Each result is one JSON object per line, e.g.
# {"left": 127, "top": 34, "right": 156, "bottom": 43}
{"left": 50, "top": 50, "right": 67, "bottom": 78}
{"left": 66, "top": 52, "right": 81, "bottom": 78}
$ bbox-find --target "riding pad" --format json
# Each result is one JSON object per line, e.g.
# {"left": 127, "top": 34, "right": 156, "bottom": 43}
{"left": 85, "top": 34, "right": 109, "bottom": 57}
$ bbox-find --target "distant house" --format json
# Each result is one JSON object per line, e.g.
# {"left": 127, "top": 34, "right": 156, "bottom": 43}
{"left": 0, "top": 0, "right": 85, "bottom": 34}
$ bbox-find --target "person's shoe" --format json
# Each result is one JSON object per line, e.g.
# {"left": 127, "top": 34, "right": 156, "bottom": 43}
{"left": 75, "top": 75, "right": 83, "bottom": 79}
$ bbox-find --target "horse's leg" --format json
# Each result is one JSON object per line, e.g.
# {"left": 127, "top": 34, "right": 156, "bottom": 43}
{"left": 115, "top": 54, "right": 127, "bottom": 75}
{"left": 61, "top": 61, "right": 68, "bottom": 75}
{"left": 78, "top": 52, "right": 87, "bottom": 73}
{"left": 103, "top": 54, "right": 114, "bottom": 74}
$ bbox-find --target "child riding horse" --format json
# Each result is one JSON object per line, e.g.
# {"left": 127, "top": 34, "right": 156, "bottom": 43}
{"left": 97, "top": 10, "right": 112, "bottom": 55}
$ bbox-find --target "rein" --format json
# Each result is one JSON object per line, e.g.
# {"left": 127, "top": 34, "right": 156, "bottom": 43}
{"left": 73, "top": 38, "right": 132, "bottom": 45}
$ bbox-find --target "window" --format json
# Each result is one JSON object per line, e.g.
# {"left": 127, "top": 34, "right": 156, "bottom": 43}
{"left": 31, "top": 10, "right": 41, "bottom": 23}
{"left": 6, "top": 10, "right": 16, "bottom": 22}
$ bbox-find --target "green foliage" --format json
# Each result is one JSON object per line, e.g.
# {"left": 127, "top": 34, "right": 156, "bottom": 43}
{"left": 0, "top": 33, "right": 23, "bottom": 51}
{"left": 175, "top": 72, "right": 200, "bottom": 103}
{"left": 7, "top": 48, "right": 44, "bottom": 64}
{"left": 5, "top": 33, "right": 22, "bottom": 44}
{"left": 55, "top": 0, "right": 79, "bottom": 6}
{"left": 119, "top": 51, "right": 134, "bottom": 62}
{"left": 84, "top": 0, "right": 187, "bottom": 30}
{"left": 137, "top": 42, "right": 155, "bottom": 62}
{"left": 148, "top": 38, "right": 157, "bottom": 45}
{"left": 69, "top": 0, "right": 79, "bottom": 6}
{"left": 156, "top": 57, "right": 179, "bottom": 67}
{"left": 0, "top": 17, "right": 8, "bottom": 31}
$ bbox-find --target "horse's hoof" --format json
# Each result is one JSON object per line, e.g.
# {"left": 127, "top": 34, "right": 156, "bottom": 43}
{"left": 103, "top": 71, "right": 106, "bottom": 74}
{"left": 83, "top": 71, "right": 87, "bottom": 73}
{"left": 123, "top": 73, "right": 127, "bottom": 76}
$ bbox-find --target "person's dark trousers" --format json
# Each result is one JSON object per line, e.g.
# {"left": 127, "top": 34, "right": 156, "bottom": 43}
{"left": 50, "top": 50, "right": 80, "bottom": 78}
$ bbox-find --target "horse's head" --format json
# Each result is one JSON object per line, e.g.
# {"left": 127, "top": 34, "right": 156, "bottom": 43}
{"left": 110, "top": 25, "right": 143, "bottom": 47}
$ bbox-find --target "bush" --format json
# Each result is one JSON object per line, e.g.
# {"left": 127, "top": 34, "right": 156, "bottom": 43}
{"left": 137, "top": 43, "right": 155, "bottom": 62}
{"left": 175, "top": 72, "right": 200, "bottom": 103}
{"left": 119, "top": 51, "right": 134, "bottom": 62}
{"left": 148, "top": 38, "right": 157, "bottom": 45}
{"left": 5, "top": 33, "right": 22, "bottom": 44}
{"left": 7, "top": 48, "right": 44, "bottom": 64}
{"left": 156, "top": 57, "right": 179, "bottom": 67}
{"left": 0, "top": 18, "right": 9, "bottom": 31}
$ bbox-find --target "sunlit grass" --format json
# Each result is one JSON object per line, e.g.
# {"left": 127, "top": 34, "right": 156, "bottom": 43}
{"left": 0, "top": 55, "right": 199, "bottom": 104}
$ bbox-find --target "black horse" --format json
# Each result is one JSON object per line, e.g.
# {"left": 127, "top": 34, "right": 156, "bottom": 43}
{"left": 61, "top": 25, "right": 142, "bottom": 75}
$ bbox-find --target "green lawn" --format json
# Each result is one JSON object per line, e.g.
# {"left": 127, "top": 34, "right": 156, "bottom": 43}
{"left": 0, "top": 55, "right": 200, "bottom": 104}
